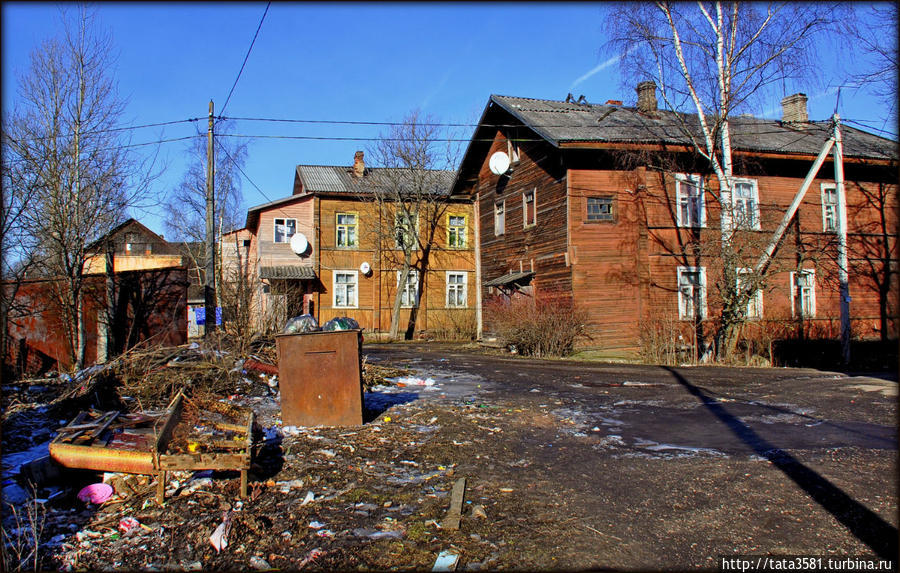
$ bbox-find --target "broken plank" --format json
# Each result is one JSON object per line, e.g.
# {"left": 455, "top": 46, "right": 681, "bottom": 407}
{"left": 90, "top": 411, "right": 120, "bottom": 439}
{"left": 441, "top": 477, "right": 467, "bottom": 530}
{"left": 158, "top": 453, "right": 249, "bottom": 471}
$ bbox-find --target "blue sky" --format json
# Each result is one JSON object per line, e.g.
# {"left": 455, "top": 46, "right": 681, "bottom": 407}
{"left": 3, "top": 2, "right": 894, "bottom": 237}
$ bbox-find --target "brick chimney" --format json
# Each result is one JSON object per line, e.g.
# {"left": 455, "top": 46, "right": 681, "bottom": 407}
{"left": 781, "top": 93, "right": 808, "bottom": 124}
{"left": 636, "top": 81, "right": 658, "bottom": 113}
{"left": 352, "top": 150, "right": 365, "bottom": 178}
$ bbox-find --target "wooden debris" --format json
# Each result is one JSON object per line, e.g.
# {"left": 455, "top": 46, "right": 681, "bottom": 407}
{"left": 442, "top": 477, "right": 467, "bottom": 530}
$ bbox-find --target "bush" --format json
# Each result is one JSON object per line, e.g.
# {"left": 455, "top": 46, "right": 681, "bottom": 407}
{"left": 485, "top": 291, "right": 586, "bottom": 357}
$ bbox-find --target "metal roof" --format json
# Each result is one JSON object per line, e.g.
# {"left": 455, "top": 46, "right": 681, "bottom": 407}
{"left": 295, "top": 165, "right": 456, "bottom": 196}
{"left": 259, "top": 265, "right": 317, "bottom": 280}
{"left": 484, "top": 270, "right": 535, "bottom": 288}
{"left": 490, "top": 95, "right": 897, "bottom": 161}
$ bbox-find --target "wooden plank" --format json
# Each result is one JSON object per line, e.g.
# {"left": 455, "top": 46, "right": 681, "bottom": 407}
{"left": 441, "top": 477, "right": 467, "bottom": 530}
{"left": 158, "top": 453, "right": 249, "bottom": 471}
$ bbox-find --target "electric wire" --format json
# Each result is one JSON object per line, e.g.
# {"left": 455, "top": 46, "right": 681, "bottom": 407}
{"left": 220, "top": 2, "right": 271, "bottom": 116}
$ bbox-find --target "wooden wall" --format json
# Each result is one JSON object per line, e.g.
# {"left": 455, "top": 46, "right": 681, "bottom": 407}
{"left": 475, "top": 130, "right": 572, "bottom": 313}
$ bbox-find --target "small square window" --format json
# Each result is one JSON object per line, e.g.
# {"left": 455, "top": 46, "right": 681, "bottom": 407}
{"left": 274, "top": 218, "right": 297, "bottom": 243}
{"left": 586, "top": 197, "right": 615, "bottom": 222}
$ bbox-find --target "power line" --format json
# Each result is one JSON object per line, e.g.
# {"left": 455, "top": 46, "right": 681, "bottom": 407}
{"left": 220, "top": 2, "right": 271, "bottom": 116}
{"left": 7, "top": 118, "right": 204, "bottom": 142}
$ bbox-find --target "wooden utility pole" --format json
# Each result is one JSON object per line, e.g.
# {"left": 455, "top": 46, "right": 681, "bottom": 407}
{"left": 204, "top": 100, "right": 217, "bottom": 336}
{"left": 833, "top": 114, "right": 851, "bottom": 365}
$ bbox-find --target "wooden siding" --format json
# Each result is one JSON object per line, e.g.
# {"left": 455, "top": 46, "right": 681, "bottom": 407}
{"left": 475, "top": 131, "right": 572, "bottom": 315}
{"left": 568, "top": 164, "right": 898, "bottom": 355}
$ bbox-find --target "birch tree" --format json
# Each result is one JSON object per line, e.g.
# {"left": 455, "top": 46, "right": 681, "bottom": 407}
{"left": 606, "top": 1, "right": 839, "bottom": 358}
{"left": 3, "top": 6, "right": 157, "bottom": 369}
{"left": 365, "top": 111, "right": 458, "bottom": 340}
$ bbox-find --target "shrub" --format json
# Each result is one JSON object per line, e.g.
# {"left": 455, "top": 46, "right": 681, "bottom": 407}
{"left": 485, "top": 291, "right": 586, "bottom": 357}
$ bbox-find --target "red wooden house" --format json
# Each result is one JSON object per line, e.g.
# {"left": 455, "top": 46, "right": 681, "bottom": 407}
{"left": 451, "top": 85, "right": 897, "bottom": 361}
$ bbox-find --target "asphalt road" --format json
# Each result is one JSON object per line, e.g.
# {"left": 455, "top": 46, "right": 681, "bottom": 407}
{"left": 362, "top": 342, "right": 899, "bottom": 566}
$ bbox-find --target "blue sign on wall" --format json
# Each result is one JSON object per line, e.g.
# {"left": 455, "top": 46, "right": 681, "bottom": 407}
{"left": 195, "top": 307, "right": 222, "bottom": 326}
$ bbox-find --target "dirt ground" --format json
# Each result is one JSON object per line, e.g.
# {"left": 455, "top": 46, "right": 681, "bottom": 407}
{"left": 2, "top": 342, "right": 897, "bottom": 570}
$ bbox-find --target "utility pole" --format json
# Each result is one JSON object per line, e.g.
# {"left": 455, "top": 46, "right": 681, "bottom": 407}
{"left": 205, "top": 100, "right": 216, "bottom": 336}
{"left": 833, "top": 114, "right": 851, "bottom": 365}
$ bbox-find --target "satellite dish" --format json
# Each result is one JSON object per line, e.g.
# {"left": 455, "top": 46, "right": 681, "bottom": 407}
{"left": 360, "top": 262, "right": 371, "bottom": 275}
{"left": 290, "top": 232, "right": 309, "bottom": 255}
{"left": 489, "top": 151, "right": 511, "bottom": 176}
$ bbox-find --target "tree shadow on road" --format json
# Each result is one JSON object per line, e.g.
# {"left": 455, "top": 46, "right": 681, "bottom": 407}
{"left": 663, "top": 366, "right": 898, "bottom": 562}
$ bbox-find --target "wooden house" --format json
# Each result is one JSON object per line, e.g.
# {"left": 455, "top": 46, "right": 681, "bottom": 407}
{"left": 225, "top": 152, "right": 477, "bottom": 337}
{"left": 451, "top": 86, "right": 897, "bottom": 359}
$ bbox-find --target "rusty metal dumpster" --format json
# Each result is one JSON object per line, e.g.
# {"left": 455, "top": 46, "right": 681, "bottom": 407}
{"left": 275, "top": 329, "right": 364, "bottom": 426}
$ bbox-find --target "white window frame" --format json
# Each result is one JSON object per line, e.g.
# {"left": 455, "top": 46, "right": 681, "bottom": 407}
{"left": 494, "top": 201, "right": 505, "bottom": 236}
{"left": 447, "top": 214, "right": 467, "bottom": 249}
{"left": 732, "top": 178, "right": 760, "bottom": 230}
{"left": 274, "top": 218, "right": 297, "bottom": 244}
{"left": 522, "top": 188, "right": 537, "bottom": 228}
{"left": 790, "top": 269, "right": 816, "bottom": 318}
{"left": 677, "top": 266, "right": 707, "bottom": 320}
{"left": 336, "top": 212, "right": 358, "bottom": 248}
{"left": 675, "top": 174, "right": 705, "bottom": 228}
{"left": 736, "top": 268, "right": 763, "bottom": 320}
{"left": 821, "top": 183, "right": 838, "bottom": 233}
{"left": 446, "top": 271, "right": 468, "bottom": 308}
{"left": 396, "top": 269, "right": 419, "bottom": 308}
{"left": 333, "top": 270, "right": 358, "bottom": 308}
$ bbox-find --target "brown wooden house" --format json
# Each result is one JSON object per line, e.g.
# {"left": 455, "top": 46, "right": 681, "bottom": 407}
{"left": 225, "top": 152, "right": 477, "bottom": 338}
{"left": 451, "top": 87, "right": 898, "bottom": 360}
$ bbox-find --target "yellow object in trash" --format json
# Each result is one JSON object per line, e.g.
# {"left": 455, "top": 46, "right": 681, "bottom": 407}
{"left": 384, "top": 416, "right": 391, "bottom": 423}
{"left": 187, "top": 442, "right": 199, "bottom": 453}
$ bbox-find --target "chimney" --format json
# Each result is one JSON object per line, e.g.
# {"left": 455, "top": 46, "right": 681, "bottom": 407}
{"left": 605, "top": 99, "right": 623, "bottom": 106}
{"left": 781, "top": 93, "right": 808, "bottom": 124}
{"left": 636, "top": 81, "right": 657, "bottom": 113}
{"left": 352, "top": 150, "right": 365, "bottom": 178}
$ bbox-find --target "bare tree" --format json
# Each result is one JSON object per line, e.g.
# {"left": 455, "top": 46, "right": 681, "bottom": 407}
{"left": 606, "top": 1, "right": 840, "bottom": 359}
{"left": 844, "top": 3, "right": 898, "bottom": 124}
{"left": 164, "top": 120, "right": 247, "bottom": 302}
{"left": 3, "top": 6, "right": 158, "bottom": 370}
{"left": 364, "top": 111, "right": 459, "bottom": 340}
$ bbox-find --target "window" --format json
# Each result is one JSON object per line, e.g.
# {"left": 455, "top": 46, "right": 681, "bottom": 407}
{"left": 124, "top": 232, "right": 149, "bottom": 254}
{"left": 394, "top": 213, "right": 417, "bottom": 249}
{"left": 523, "top": 188, "right": 536, "bottom": 227}
{"left": 447, "top": 214, "right": 467, "bottom": 248}
{"left": 274, "top": 218, "right": 297, "bottom": 243}
{"left": 494, "top": 201, "right": 505, "bottom": 236}
{"left": 586, "top": 197, "right": 615, "bottom": 222}
{"left": 677, "top": 266, "right": 707, "bottom": 320}
{"left": 821, "top": 184, "right": 838, "bottom": 233}
{"left": 791, "top": 269, "right": 816, "bottom": 318}
{"left": 446, "top": 272, "right": 467, "bottom": 308}
{"left": 396, "top": 270, "right": 419, "bottom": 308}
{"left": 732, "top": 179, "right": 760, "bottom": 230}
{"left": 336, "top": 213, "right": 358, "bottom": 248}
{"left": 333, "top": 271, "right": 358, "bottom": 308}
{"left": 737, "top": 268, "right": 763, "bottom": 320}
{"left": 675, "top": 174, "right": 705, "bottom": 227}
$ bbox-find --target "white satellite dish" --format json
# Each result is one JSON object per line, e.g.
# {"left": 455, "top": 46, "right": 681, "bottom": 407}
{"left": 359, "top": 262, "right": 371, "bottom": 275}
{"left": 290, "top": 232, "right": 309, "bottom": 255}
{"left": 489, "top": 151, "right": 511, "bottom": 176}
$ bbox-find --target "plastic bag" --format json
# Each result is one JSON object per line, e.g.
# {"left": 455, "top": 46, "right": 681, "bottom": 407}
{"left": 322, "top": 317, "right": 360, "bottom": 331}
{"left": 283, "top": 314, "right": 319, "bottom": 334}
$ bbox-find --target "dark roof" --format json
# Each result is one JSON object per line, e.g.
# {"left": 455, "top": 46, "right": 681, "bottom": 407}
{"left": 86, "top": 218, "right": 167, "bottom": 252}
{"left": 484, "top": 270, "right": 534, "bottom": 288}
{"left": 259, "top": 265, "right": 316, "bottom": 280}
{"left": 489, "top": 95, "right": 897, "bottom": 160}
{"left": 294, "top": 165, "right": 456, "bottom": 196}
